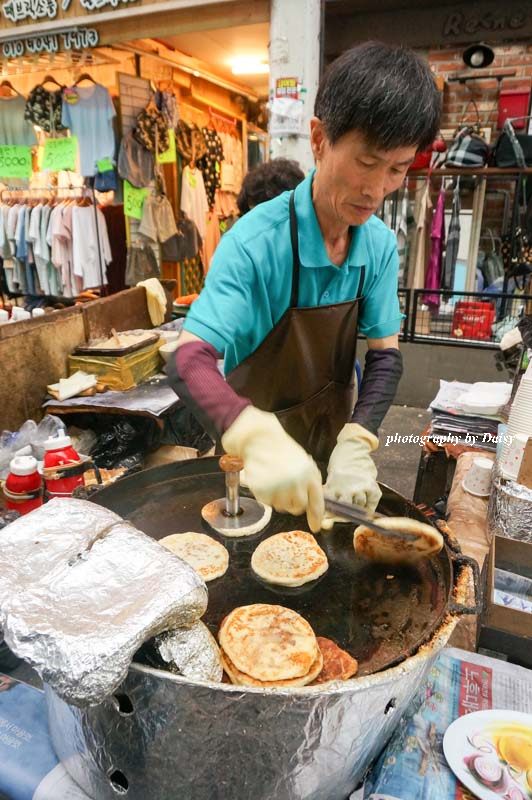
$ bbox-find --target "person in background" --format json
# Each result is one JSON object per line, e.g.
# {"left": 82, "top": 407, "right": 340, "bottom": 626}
{"left": 169, "top": 42, "right": 441, "bottom": 532}
{"left": 236, "top": 158, "right": 305, "bottom": 216}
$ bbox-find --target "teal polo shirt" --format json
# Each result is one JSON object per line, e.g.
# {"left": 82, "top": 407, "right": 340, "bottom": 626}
{"left": 184, "top": 169, "right": 404, "bottom": 374}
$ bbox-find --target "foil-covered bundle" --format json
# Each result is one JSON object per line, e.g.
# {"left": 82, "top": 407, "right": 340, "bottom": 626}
{"left": 488, "top": 470, "right": 532, "bottom": 544}
{"left": 0, "top": 498, "right": 207, "bottom": 706}
{"left": 154, "top": 621, "right": 223, "bottom": 682}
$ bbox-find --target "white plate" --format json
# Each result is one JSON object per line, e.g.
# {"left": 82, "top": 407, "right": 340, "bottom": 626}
{"left": 443, "top": 709, "right": 532, "bottom": 800}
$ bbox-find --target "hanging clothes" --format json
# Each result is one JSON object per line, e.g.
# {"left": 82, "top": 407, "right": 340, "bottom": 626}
{"left": 125, "top": 245, "right": 160, "bottom": 286}
{"left": 133, "top": 104, "right": 169, "bottom": 155}
{"left": 201, "top": 210, "right": 221, "bottom": 272}
{"left": 61, "top": 84, "right": 116, "bottom": 177}
{"left": 396, "top": 187, "right": 410, "bottom": 287}
{"left": 25, "top": 85, "right": 66, "bottom": 134}
{"left": 180, "top": 166, "right": 209, "bottom": 242}
{"left": 197, "top": 127, "right": 224, "bottom": 210}
{"left": 408, "top": 179, "right": 432, "bottom": 291}
{"left": 156, "top": 91, "right": 178, "bottom": 129}
{"left": 161, "top": 212, "right": 202, "bottom": 263}
{"left": 138, "top": 194, "right": 178, "bottom": 243}
{"left": 423, "top": 184, "right": 446, "bottom": 308}
{"left": 101, "top": 204, "right": 127, "bottom": 294}
{"left": 0, "top": 95, "right": 37, "bottom": 146}
{"left": 15, "top": 205, "right": 38, "bottom": 294}
{"left": 71, "top": 205, "right": 112, "bottom": 289}
{"left": 117, "top": 130, "right": 154, "bottom": 188}
{"left": 442, "top": 179, "right": 461, "bottom": 292}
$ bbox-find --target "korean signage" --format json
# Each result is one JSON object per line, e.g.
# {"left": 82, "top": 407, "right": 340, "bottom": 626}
{"left": 42, "top": 136, "right": 78, "bottom": 172}
{"left": 1, "top": 0, "right": 137, "bottom": 23}
{"left": 2, "top": 27, "right": 98, "bottom": 58}
{"left": 0, "top": 145, "right": 32, "bottom": 179}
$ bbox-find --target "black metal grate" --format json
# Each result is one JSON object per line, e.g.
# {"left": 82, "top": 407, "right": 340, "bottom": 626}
{"left": 408, "top": 289, "right": 532, "bottom": 348}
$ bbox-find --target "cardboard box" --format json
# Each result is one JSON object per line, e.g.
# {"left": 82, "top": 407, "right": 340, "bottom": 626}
{"left": 480, "top": 535, "right": 532, "bottom": 665}
{"left": 415, "top": 309, "right": 432, "bottom": 335}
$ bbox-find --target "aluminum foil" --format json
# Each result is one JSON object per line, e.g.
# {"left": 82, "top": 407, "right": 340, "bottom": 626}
{"left": 45, "top": 616, "right": 458, "bottom": 800}
{"left": 154, "top": 621, "right": 223, "bottom": 682}
{"left": 0, "top": 499, "right": 207, "bottom": 706}
{"left": 488, "top": 470, "right": 532, "bottom": 544}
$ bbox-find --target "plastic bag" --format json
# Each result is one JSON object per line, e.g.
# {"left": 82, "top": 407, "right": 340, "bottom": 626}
{"left": 67, "top": 426, "right": 98, "bottom": 457}
{"left": 0, "top": 416, "right": 65, "bottom": 479}
{"left": 90, "top": 419, "right": 158, "bottom": 469}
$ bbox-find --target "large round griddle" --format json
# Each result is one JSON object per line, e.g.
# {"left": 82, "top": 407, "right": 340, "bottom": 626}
{"left": 92, "top": 457, "right": 455, "bottom": 677}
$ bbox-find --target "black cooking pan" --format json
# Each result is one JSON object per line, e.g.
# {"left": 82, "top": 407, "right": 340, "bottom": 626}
{"left": 91, "top": 457, "right": 480, "bottom": 677}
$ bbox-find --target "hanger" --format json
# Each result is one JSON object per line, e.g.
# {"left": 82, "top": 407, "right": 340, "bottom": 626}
{"left": 40, "top": 74, "right": 62, "bottom": 89}
{"left": 0, "top": 79, "right": 21, "bottom": 97}
{"left": 145, "top": 94, "right": 158, "bottom": 114}
{"left": 74, "top": 73, "right": 96, "bottom": 86}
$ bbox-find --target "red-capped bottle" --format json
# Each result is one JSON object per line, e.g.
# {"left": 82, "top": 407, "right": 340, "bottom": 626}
{"left": 4, "top": 455, "right": 43, "bottom": 515}
{"left": 43, "top": 435, "right": 84, "bottom": 498}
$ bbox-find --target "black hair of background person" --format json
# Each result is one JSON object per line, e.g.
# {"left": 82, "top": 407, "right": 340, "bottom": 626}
{"left": 315, "top": 40, "right": 441, "bottom": 152}
{"left": 237, "top": 158, "right": 305, "bottom": 216}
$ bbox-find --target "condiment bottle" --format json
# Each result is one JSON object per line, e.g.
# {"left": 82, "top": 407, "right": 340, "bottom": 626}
{"left": 43, "top": 435, "right": 84, "bottom": 498}
{"left": 4, "top": 455, "right": 43, "bottom": 515}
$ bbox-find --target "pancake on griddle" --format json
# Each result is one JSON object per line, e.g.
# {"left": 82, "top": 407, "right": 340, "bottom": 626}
{"left": 159, "top": 532, "right": 229, "bottom": 581}
{"left": 251, "top": 530, "right": 328, "bottom": 587}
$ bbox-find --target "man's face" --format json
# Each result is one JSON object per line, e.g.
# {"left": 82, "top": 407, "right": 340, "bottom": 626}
{"left": 310, "top": 119, "right": 417, "bottom": 226}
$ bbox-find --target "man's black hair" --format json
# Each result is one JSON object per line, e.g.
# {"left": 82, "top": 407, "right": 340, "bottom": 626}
{"left": 314, "top": 41, "right": 441, "bottom": 151}
{"left": 237, "top": 158, "right": 305, "bottom": 215}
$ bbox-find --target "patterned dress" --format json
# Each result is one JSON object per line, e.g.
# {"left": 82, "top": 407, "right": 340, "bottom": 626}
{"left": 25, "top": 85, "right": 66, "bottom": 134}
{"left": 133, "top": 106, "right": 169, "bottom": 154}
{"left": 197, "top": 127, "right": 224, "bottom": 210}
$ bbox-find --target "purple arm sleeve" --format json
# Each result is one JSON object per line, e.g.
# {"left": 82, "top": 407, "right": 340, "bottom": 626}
{"left": 351, "top": 348, "right": 403, "bottom": 436}
{"left": 166, "top": 340, "right": 251, "bottom": 440}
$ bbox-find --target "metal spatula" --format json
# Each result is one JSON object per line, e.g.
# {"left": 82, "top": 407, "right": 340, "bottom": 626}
{"left": 324, "top": 498, "right": 419, "bottom": 541}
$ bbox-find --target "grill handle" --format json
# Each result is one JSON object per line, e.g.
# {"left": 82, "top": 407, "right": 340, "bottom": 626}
{"left": 219, "top": 455, "right": 244, "bottom": 517}
{"left": 447, "top": 552, "right": 483, "bottom": 616}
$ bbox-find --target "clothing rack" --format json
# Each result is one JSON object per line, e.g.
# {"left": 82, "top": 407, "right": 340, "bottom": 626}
{"left": 0, "top": 183, "right": 107, "bottom": 296}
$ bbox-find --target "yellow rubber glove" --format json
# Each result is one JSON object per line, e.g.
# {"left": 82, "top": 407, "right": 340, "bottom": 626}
{"left": 137, "top": 278, "right": 166, "bottom": 327}
{"left": 221, "top": 406, "right": 324, "bottom": 533}
{"left": 322, "top": 422, "right": 382, "bottom": 531}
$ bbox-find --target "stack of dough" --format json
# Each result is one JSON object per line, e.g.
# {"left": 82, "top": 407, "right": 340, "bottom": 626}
{"left": 219, "top": 603, "right": 323, "bottom": 687}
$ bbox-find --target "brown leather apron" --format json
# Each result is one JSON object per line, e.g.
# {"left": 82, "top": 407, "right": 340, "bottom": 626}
{"left": 227, "top": 193, "right": 364, "bottom": 464}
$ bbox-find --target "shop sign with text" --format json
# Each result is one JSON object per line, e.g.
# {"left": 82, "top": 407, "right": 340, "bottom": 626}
{"left": 1, "top": 0, "right": 138, "bottom": 23}
{"left": 2, "top": 27, "right": 98, "bottom": 58}
{"left": 442, "top": 9, "right": 528, "bottom": 37}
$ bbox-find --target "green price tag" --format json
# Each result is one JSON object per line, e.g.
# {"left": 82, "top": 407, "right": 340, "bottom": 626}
{"left": 124, "top": 180, "right": 148, "bottom": 220}
{"left": 42, "top": 136, "right": 78, "bottom": 172}
{"left": 0, "top": 146, "right": 32, "bottom": 179}
{"left": 157, "top": 129, "right": 176, "bottom": 164}
{"left": 97, "top": 157, "right": 114, "bottom": 173}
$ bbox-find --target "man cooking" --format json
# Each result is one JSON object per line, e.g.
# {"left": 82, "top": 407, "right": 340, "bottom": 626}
{"left": 169, "top": 42, "right": 441, "bottom": 534}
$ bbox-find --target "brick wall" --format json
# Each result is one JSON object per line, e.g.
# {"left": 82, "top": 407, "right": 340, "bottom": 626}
{"left": 428, "top": 42, "right": 532, "bottom": 135}
{"left": 415, "top": 43, "right": 532, "bottom": 241}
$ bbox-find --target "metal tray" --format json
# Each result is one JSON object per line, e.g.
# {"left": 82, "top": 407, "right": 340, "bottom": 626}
{"left": 73, "top": 332, "right": 159, "bottom": 357}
